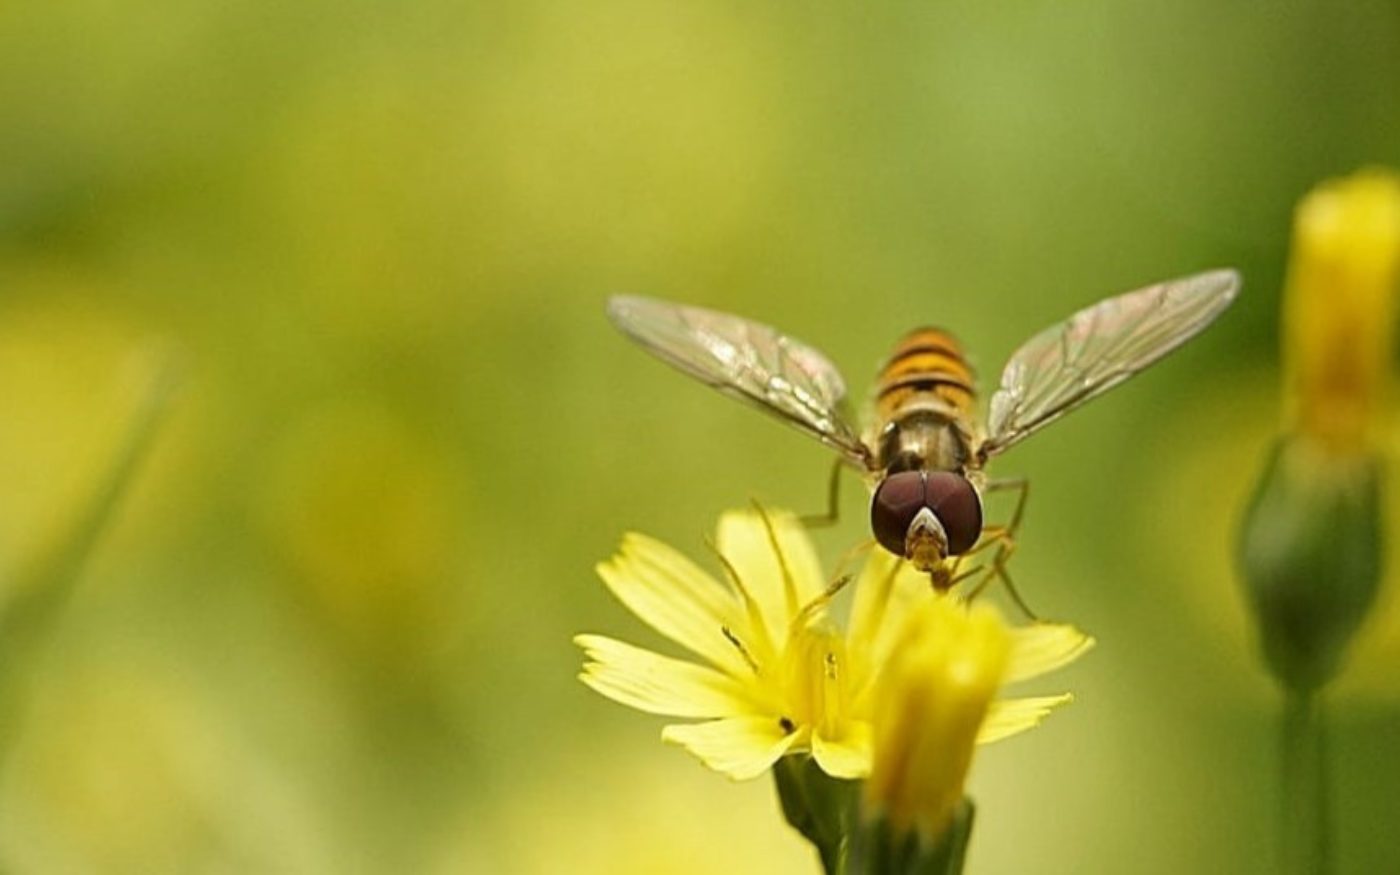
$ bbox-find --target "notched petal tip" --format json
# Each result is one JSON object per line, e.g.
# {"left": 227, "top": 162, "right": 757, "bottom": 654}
{"left": 976, "top": 693, "right": 1076, "bottom": 745}
{"left": 574, "top": 634, "right": 761, "bottom": 718}
{"left": 1005, "top": 621, "right": 1096, "bottom": 684}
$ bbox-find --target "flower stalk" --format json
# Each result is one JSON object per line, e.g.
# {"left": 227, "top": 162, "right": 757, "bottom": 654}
{"left": 1281, "top": 693, "right": 1328, "bottom": 875}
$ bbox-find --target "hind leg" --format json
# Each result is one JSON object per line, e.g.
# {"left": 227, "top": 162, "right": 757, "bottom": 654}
{"left": 964, "top": 536, "right": 1038, "bottom": 621}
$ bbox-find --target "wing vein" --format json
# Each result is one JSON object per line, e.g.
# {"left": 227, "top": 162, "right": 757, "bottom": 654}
{"left": 980, "top": 270, "right": 1239, "bottom": 458}
{"left": 607, "top": 296, "right": 874, "bottom": 469}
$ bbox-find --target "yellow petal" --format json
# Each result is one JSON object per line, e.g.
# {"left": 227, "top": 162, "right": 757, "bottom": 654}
{"left": 811, "top": 722, "right": 872, "bottom": 779}
{"left": 847, "top": 552, "right": 953, "bottom": 714}
{"left": 576, "top": 634, "right": 765, "bottom": 718}
{"left": 847, "top": 548, "right": 901, "bottom": 653}
{"left": 1005, "top": 623, "right": 1095, "bottom": 684}
{"left": 715, "top": 508, "right": 824, "bottom": 642}
{"left": 976, "top": 694, "right": 1074, "bottom": 745}
{"left": 597, "top": 534, "right": 750, "bottom": 676}
{"left": 661, "top": 715, "right": 798, "bottom": 780}
{"left": 1285, "top": 169, "right": 1400, "bottom": 452}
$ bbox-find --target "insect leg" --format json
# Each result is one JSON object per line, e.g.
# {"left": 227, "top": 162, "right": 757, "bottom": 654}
{"left": 956, "top": 521, "right": 1013, "bottom": 598}
{"left": 965, "top": 479, "right": 1028, "bottom": 560}
{"left": 961, "top": 540, "right": 1011, "bottom": 601}
{"left": 989, "top": 540, "right": 1039, "bottom": 622}
{"left": 964, "top": 525, "right": 1009, "bottom": 557}
{"left": 961, "top": 537, "right": 1036, "bottom": 618}
{"left": 966, "top": 478, "right": 1040, "bottom": 620}
{"left": 983, "top": 477, "right": 1030, "bottom": 538}
{"left": 948, "top": 562, "right": 986, "bottom": 588}
{"left": 799, "top": 459, "right": 846, "bottom": 528}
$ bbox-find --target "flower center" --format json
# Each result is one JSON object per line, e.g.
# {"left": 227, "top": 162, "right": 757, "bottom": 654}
{"left": 780, "top": 623, "right": 851, "bottom": 738}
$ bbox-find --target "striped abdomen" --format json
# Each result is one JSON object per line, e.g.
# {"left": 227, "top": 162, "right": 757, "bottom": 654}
{"left": 874, "top": 327, "right": 977, "bottom": 422}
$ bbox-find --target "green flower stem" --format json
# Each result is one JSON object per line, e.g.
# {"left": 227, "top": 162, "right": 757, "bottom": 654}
{"left": 847, "top": 799, "right": 975, "bottom": 875}
{"left": 1281, "top": 692, "right": 1329, "bottom": 875}
{"left": 0, "top": 356, "right": 175, "bottom": 753}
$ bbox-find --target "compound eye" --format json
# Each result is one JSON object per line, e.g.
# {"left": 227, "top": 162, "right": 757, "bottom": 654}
{"left": 870, "top": 471, "right": 926, "bottom": 557}
{"left": 924, "top": 472, "right": 983, "bottom": 555}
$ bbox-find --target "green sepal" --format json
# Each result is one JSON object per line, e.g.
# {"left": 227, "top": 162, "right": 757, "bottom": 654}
{"left": 773, "top": 754, "right": 859, "bottom": 875}
{"left": 847, "top": 798, "right": 975, "bottom": 875}
{"left": 1238, "top": 435, "right": 1383, "bottom": 693}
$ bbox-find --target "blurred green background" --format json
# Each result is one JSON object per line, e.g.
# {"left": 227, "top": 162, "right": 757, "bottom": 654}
{"left": 2, "top": 2, "right": 1399, "bottom": 873}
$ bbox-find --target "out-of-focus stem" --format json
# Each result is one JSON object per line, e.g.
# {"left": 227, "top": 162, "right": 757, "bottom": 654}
{"left": 846, "top": 798, "right": 974, "bottom": 875}
{"left": 1281, "top": 692, "right": 1328, "bottom": 875}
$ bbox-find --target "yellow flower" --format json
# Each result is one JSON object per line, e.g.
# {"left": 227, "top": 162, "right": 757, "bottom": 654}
{"left": 1284, "top": 168, "right": 1400, "bottom": 455}
{"left": 576, "top": 507, "right": 1093, "bottom": 781}
{"left": 1239, "top": 168, "right": 1400, "bottom": 693}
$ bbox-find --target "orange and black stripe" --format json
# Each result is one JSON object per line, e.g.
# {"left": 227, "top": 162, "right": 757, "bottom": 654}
{"left": 874, "top": 327, "right": 977, "bottom": 420}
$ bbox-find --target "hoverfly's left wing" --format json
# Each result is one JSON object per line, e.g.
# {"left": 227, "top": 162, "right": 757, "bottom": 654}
{"left": 607, "top": 296, "right": 874, "bottom": 468}
{"left": 980, "top": 269, "right": 1240, "bottom": 459}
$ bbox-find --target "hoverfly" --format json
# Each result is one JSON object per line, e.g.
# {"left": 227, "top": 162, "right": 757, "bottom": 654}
{"left": 607, "top": 269, "right": 1239, "bottom": 605}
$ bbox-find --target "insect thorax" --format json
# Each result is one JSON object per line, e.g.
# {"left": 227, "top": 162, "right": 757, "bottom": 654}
{"left": 874, "top": 406, "right": 975, "bottom": 474}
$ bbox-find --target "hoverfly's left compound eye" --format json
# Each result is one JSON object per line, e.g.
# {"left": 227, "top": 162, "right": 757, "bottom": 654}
{"left": 923, "top": 471, "right": 983, "bottom": 556}
{"left": 870, "top": 471, "right": 926, "bottom": 557}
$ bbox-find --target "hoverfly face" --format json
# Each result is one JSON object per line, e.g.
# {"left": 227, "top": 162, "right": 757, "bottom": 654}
{"left": 870, "top": 470, "right": 983, "bottom": 571}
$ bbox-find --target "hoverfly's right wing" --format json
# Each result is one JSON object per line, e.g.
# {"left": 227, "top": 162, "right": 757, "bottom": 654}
{"left": 607, "top": 296, "right": 875, "bottom": 469}
{"left": 980, "top": 269, "right": 1240, "bottom": 459}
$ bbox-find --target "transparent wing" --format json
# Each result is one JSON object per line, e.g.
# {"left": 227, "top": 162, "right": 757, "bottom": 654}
{"left": 607, "top": 296, "right": 874, "bottom": 468}
{"left": 980, "top": 268, "right": 1241, "bottom": 458}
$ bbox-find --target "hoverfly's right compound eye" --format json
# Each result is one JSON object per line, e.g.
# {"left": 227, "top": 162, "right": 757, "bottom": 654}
{"left": 870, "top": 471, "right": 927, "bottom": 557}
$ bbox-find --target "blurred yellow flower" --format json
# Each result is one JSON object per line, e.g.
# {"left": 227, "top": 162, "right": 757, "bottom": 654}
{"left": 255, "top": 400, "right": 460, "bottom": 661}
{"left": 576, "top": 508, "right": 1092, "bottom": 781}
{"left": 436, "top": 746, "right": 811, "bottom": 875}
{"left": 864, "top": 599, "right": 1006, "bottom": 841}
{"left": 1238, "top": 166, "right": 1400, "bottom": 875}
{"left": 1239, "top": 168, "right": 1400, "bottom": 693}
{"left": 1283, "top": 168, "right": 1400, "bottom": 455}
{"left": 1, "top": 664, "right": 334, "bottom": 875}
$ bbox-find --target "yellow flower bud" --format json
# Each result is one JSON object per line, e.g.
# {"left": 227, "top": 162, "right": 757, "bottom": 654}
{"left": 1241, "top": 168, "right": 1400, "bottom": 693}
{"left": 1284, "top": 169, "right": 1400, "bottom": 455}
{"left": 863, "top": 599, "right": 1009, "bottom": 842}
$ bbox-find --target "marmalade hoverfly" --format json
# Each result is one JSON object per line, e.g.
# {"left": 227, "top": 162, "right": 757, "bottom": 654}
{"left": 607, "top": 269, "right": 1239, "bottom": 608}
